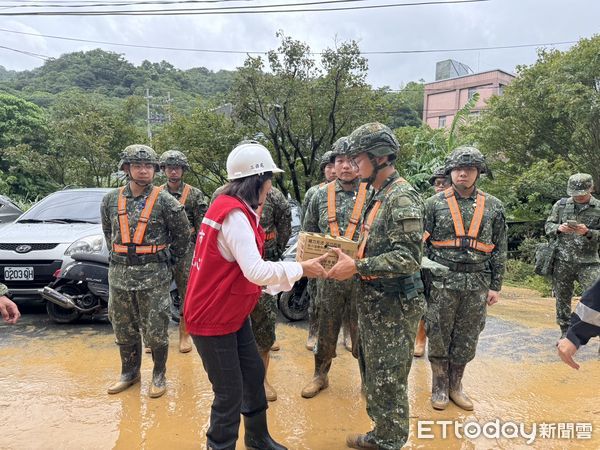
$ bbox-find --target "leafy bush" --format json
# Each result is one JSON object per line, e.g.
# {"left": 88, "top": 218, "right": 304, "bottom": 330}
{"left": 504, "top": 259, "right": 552, "bottom": 297}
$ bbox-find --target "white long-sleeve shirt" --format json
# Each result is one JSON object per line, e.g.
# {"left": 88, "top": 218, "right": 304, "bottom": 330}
{"left": 217, "top": 208, "right": 303, "bottom": 295}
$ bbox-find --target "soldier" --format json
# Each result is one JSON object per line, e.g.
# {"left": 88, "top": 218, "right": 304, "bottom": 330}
{"left": 414, "top": 167, "right": 452, "bottom": 357}
{"left": 159, "top": 149, "right": 208, "bottom": 353}
{"left": 302, "top": 150, "right": 337, "bottom": 351}
{"left": 101, "top": 145, "right": 190, "bottom": 398}
{"left": 328, "top": 122, "right": 425, "bottom": 450}
{"left": 545, "top": 173, "right": 600, "bottom": 338}
{"left": 253, "top": 186, "right": 292, "bottom": 401}
{"left": 423, "top": 146, "right": 507, "bottom": 411}
{"left": 300, "top": 136, "right": 367, "bottom": 400}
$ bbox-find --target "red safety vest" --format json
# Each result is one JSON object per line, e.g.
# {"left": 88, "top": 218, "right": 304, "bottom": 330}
{"left": 184, "top": 195, "right": 265, "bottom": 336}
{"left": 429, "top": 188, "right": 495, "bottom": 253}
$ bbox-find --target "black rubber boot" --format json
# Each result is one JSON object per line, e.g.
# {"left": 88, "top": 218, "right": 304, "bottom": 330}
{"left": 149, "top": 345, "right": 168, "bottom": 398}
{"left": 244, "top": 410, "right": 287, "bottom": 450}
{"left": 107, "top": 342, "right": 142, "bottom": 394}
{"left": 430, "top": 360, "right": 449, "bottom": 410}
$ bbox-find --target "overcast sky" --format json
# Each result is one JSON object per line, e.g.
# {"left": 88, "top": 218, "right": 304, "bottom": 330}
{"left": 0, "top": 0, "right": 598, "bottom": 88}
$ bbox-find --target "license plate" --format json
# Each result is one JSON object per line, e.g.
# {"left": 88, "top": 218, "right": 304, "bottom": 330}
{"left": 4, "top": 266, "right": 34, "bottom": 281}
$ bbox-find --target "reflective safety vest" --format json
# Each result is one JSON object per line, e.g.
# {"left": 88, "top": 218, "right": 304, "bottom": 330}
{"left": 179, "top": 184, "right": 191, "bottom": 206}
{"left": 429, "top": 188, "right": 495, "bottom": 254}
{"left": 327, "top": 181, "right": 368, "bottom": 240}
{"left": 113, "top": 186, "right": 166, "bottom": 255}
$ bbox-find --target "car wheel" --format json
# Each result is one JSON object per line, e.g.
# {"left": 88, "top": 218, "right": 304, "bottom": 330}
{"left": 46, "top": 285, "right": 82, "bottom": 324}
{"left": 277, "top": 278, "right": 309, "bottom": 322}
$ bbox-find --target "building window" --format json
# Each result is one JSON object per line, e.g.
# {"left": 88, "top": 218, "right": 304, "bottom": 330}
{"left": 468, "top": 87, "right": 477, "bottom": 100}
{"left": 498, "top": 84, "right": 505, "bottom": 95}
{"left": 438, "top": 116, "right": 447, "bottom": 128}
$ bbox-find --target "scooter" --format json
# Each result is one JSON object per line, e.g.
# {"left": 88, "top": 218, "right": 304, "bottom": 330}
{"left": 42, "top": 251, "right": 109, "bottom": 324}
{"left": 42, "top": 251, "right": 181, "bottom": 324}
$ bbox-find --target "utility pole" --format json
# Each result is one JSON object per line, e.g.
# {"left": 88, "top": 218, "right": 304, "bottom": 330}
{"left": 145, "top": 88, "right": 153, "bottom": 141}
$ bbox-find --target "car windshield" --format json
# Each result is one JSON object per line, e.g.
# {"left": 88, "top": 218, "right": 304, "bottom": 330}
{"left": 17, "top": 190, "right": 106, "bottom": 224}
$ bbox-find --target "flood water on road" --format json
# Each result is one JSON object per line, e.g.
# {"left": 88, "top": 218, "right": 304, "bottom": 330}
{"left": 1, "top": 287, "right": 598, "bottom": 449}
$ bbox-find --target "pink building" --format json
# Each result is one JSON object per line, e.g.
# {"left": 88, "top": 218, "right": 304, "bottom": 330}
{"left": 423, "top": 69, "right": 515, "bottom": 129}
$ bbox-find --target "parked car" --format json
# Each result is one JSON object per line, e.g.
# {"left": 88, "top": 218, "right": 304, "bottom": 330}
{"left": 0, "top": 195, "right": 23, "bottom": 227}
{"left": 0, "top": 188, "right": 110, "bottom": 300}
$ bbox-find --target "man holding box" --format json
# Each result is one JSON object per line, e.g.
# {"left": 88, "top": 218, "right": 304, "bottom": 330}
{"left": 300, "top": 136, "right": 368, "bottom": 399}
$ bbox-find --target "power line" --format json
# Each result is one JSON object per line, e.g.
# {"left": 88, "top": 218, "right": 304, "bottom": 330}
{"left": 0, "top": 44, "right": 50, "bottom": 60}
{"left": 0, "top": 27, "right": 576, "bottom": 57}
{"left": 0, "top": 0, "right": 490, "bottom": 16}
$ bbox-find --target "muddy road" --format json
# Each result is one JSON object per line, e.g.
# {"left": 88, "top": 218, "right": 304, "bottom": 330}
{"left": 1, "top": 287, "right": 598, "bottom": 449}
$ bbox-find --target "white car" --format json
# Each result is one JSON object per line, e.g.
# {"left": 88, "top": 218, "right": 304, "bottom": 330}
{"left": 0, "top": 188, "right": 110, "bottom": 300}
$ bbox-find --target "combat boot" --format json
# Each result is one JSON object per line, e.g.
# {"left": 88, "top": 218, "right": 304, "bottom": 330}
{"left": 430, "top": 360, "right": 449, "bottom": 410}
{"left": 260, "top": 350, "right": 277, "bottom": 402}
{"left": 413, "top": 319, "right": 426, "bottom": 357}
{"left": 346, "top": 433, "right": 377, "bottom": 449}
{"left": 301, "top": 356, "right": 330, "bottom": 398}
{"left": 449, "top": 363, "right": 473, "bottom": 410}
{"left": 107, "top": 342, "right": 142, "bottom": 394}
{"left": 178, "top": 320, "right": 193, "bottom": 353}
{"left": 343, "top": 326, "right": 353, "bottom": 353}
{"left": 149, "top": 345, "right": 168, "bottom": 398}
{"left": 244, "top": 410, "right": 287, "bottom": 450}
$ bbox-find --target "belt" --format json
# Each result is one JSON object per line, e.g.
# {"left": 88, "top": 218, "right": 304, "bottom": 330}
{"left": 432, "top": 256, "right": 488, "bottom": 273}
{"left": 363, "top": 273, "right": 424, "bottom": 300}
{"left": 111, "top": 246, "right": 170, "bottom": 265}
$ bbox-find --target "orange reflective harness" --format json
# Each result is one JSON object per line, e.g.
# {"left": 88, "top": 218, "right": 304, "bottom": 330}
{"left": 179, "top": 183, "right": 191, "bottom": 206}
{"left": 356, "top": 178, "right": 407, "bottom": 281}
{"left": 326, "top": 181, "right": 368, "bottom": 240}
{"left": 429, "top": 188, "right": 495, "bottom": 253}
{"left": 113, "top": 186, "right": 166, "bottom": 255}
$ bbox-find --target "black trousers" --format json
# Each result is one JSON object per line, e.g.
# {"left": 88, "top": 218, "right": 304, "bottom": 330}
{"left": 192, "top": 319, "right": 267, "bottom": 450}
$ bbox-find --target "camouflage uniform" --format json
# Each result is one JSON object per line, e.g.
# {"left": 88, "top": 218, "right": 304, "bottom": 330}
{"left": 101, "top": 183, "right": 190, "bottom": 348}
{"left": 303, "top": 178, "right": 364, "bottom": 366}
{"left": 162, "top": 181, "right": 208, "bottom": 313}
{"left": 545, "top": 173, "right": 600, "bottom": 334}
{"left": 251, "top": 187, "right": 291, "bottom": 352}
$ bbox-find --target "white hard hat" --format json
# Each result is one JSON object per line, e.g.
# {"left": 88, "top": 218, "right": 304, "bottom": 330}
{"left": 226, "top": 141, "right": 284, "bottom": 180}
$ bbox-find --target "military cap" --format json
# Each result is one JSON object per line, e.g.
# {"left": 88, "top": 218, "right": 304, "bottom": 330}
{"left": 567, "top": 173, "right": 594, "bottom": 196}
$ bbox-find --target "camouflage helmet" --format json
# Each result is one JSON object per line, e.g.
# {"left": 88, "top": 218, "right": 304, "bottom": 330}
{"left": 444, "top": 146, "right": 489, "bottom": 175}
{"left": 347, "top": 122, "right": 399, "bottom": 159}
{"left": 330, "top": 136, "right": 349, "bottom": 157}
{"left": 319, "top": 150, "right": 335, "bottom": 171}
{"left": 159, "top": 149, "right": 190, "bottom": 170}
{"left": 429, "top": 166, "right": 449, "bottom": 186}
{"left": 567, "top": 173, "right": 593, "bottom": 196}
{"left": 119, "top": 144, "right": 159, "bottom": 171}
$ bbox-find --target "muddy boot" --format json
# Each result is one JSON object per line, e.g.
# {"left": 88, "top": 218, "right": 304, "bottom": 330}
{"left": 449, "top": 363, "right": 473, "bottom": 410}
{"left": 178, "top": 320, "right": 193, "bottom": 353}
{"left": 271, "top": 341, "right": 280, "bottom": 352}
{"left": 244, "top": 410, "right": 287, "bottom": 450}
{"left": 430, "top": 360, "right": 449, "bottom": 410}
{"left": 413, "top": 320, "right": 426, "bottom": 357}
{"left": 343, "top": 326, "right": 353, "bottom": 353}
{"left": 149, "top": 345, "right": 168, "bottom": 398}
{"left": 301, "top": 356, "right": 330, "bottom": 399}
{"left": 346, "top": 433, "right": 377, "bottom": 449}
{"left": 107, "top": 342, "right": 141, "bottom": 394}
{"left": 260, "top": 350, "right": 277, "bottom": 402}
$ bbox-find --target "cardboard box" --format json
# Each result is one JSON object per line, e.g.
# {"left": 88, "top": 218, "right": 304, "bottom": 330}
{"left": 296, "top": 232, "right": 359, "bottom": 270}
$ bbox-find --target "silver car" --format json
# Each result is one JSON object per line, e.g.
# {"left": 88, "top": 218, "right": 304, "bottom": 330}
{"left": 0, "top": 188, "right": 110, "bottom": 300}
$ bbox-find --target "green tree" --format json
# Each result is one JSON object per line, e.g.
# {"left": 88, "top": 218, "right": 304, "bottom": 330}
{"left": 231, "top": 32, "right": 381, "bottom": 200}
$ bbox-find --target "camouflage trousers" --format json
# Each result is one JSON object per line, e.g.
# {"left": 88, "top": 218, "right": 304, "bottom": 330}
{"left": 307, "top": 278, "right": 318, "bottom": 335}
{"left": 172, "top": 244, "right": 194, "bottom": 316}
{"left": 250, "top": 292, "right": 278, "bottom": 352}
{"left": 426, "top": 281, "right": 488, "bottom": 365}
{"left": 108, "top": 282, "right": 171, "bottom": 349}
{"left": 356, "top": 282, "right": 424, "bottom": 450}
{"left": 314, "top": 278, "right": 359, "bottom": 366}
{"left": 552, "top": 259, "right": 600, "bottom": 332}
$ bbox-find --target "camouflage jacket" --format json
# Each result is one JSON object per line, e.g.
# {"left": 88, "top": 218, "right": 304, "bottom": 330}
{"left": 162, "top": 182, "right": 208, "bottom": 243}
{"left": 424, "top": 187, "right": 507, "bottom": 291}
{"left": 545, "top": 196, "right": 600, "bottom": 264}
{"left": 301, "top": 182, "right": 326, "bottom": 224}
{"left": 261, "top": 187, "right": 292, "bottom": 261}
{"left": 0, "top": 283, "right": 7, "bottom": 296}
{"left": 355, "top": 172, "right": 424, "bottom": 279}
{"left": 101, "top": 183, "right": 190, "bottom": 290}
{"left": 303, "top": 178, "right": 366, "bottom": 241}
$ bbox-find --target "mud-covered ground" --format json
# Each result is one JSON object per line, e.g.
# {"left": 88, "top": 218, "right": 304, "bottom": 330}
{"left": 1, "top": 287, "right": 598, "bottom": 449}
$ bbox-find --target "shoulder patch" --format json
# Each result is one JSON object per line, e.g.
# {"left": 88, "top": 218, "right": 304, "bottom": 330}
{"left": 397, "top": 196, "right": 413, "bottom": 207}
